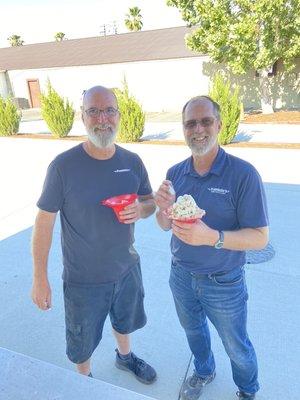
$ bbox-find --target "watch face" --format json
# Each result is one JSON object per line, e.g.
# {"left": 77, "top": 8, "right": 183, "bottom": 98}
{"left": 214, "top": 231, "right": 224, "bottom": 249}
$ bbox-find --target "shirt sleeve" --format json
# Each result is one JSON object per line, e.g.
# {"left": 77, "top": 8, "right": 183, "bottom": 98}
{"left": 236, "top": 168, "right": 269, "bottom": 228}
{"left": 136, "top": 156, "right": 153, "bottom": 196}
{"left": 166, "top": 168, "right": 173, "bottom": 181}
{"left": 37, "top": 160, "right": 64, "bottom": 212}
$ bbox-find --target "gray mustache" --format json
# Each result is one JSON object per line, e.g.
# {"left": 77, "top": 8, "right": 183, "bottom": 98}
{"left": 94, "top": 125, "right": 112, "bottom": 131}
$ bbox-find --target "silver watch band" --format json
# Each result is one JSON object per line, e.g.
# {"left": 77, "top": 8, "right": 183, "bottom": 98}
{"left": 214, "top": 230, "right": 224, "bottom": 249}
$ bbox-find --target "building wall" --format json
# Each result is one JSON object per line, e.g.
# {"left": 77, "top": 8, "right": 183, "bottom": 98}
{"left": 7, "top": 57, "right": 210, "bottom": 112}
{"left": 0, "top": 71, "right": 11, "bottom": 98}
{"left": 7, "top": 57, "right": 300, "bottom": 112}
{"left": 204, "top": 58, "right": 300, "bottom": 111}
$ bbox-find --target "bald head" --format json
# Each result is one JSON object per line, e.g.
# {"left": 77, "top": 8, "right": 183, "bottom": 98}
{"left": 182, "top": 96, "right": 221, "bottom": 122}
{"left": 82, "top": 86, "right": 118, "bottom": 109}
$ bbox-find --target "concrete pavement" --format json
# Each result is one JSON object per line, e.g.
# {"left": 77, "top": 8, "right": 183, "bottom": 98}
{"left": 0, "top": 137, "right": 299, "bottom": 399}
{"left": 1, "top": 347, "right": 157, "bottom": 400}
{"left": 18, "top": 118, "right": 300, "bottom": 143}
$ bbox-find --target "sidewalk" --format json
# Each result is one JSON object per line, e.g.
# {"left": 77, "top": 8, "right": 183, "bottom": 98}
{"left": 0, "top": 137, "right": 299, "bottom": 400}
{"left": 18, "top": 118, "right": 300, "bottom": 144}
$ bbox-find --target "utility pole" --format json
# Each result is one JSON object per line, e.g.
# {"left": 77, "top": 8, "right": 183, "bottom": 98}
{"left": 99, "top": 21, "right": 118, "bottom": 36}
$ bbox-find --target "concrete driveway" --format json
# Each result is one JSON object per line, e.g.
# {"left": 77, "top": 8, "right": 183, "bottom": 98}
{"left": 18, "top": 118, "right": 300, "bottom": 143}
{"left": 0, "top": 137, "right": 299, "bottom": 400}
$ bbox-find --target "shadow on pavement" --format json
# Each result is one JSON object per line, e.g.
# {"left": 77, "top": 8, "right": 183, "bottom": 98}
{"left": 0, "top": 181, "right": 299, "bottom": 399}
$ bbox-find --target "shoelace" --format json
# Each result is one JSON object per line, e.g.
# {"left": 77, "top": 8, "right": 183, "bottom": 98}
{"left": 131, "top": 354, "right": 147, "bottom": 372}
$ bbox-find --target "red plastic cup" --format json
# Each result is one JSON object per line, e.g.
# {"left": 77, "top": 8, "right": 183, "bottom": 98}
{"left": 101, "top": 193, "right": 138, "bottom": 223}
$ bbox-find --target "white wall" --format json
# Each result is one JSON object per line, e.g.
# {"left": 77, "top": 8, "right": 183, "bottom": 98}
{"left": 7, "top": 57, "right": 210, "bottom": 112}
{"left": 8, "top": 57, "right": 299, "bottom": 112}
{"left": 0, "top": 72, "right": 10, "bottom": 97}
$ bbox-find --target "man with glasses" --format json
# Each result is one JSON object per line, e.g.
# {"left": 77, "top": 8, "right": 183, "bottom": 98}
{"left": 31, "top": 85, "right": 157, "bottom": 383}
{"left": 155, "top": 96, "right": 269, "bottom": 400}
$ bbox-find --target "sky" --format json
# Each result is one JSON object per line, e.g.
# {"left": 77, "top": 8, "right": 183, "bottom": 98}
{"left": 0, "top": 0, "right": 185, "bottom": 48}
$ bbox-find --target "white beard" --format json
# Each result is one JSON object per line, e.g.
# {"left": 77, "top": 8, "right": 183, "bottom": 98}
{"left": 86, "top": 125, "right": 117, "bottom": 148}
{"left": 185, "top": 134, "right": 217, "bottom": 156}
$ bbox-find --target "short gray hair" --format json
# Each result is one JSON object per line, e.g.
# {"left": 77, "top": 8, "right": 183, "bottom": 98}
{"left": 182, "top": 95, "right": 221, "bottom": 121}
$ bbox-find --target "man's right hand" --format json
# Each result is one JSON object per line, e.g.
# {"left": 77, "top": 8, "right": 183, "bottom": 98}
{"left": 31, "top": 278, "right": 52, "bottom": 311}
{"left": 154, "top": 180, "right": 176, "bottom": 211}
{"left": 31, "top": 209, "right": 56, "bottom": 311}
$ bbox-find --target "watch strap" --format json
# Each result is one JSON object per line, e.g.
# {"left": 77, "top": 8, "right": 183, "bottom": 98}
{"left": 214, "top": 230, "right": 224, "bottom": 249}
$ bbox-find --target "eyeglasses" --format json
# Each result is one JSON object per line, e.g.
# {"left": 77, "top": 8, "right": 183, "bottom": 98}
{"left": 84, "top": 107, "right": 119, "bottom": 118}
{"left": 183, "top": 117, "right": 216, "bottom": 130}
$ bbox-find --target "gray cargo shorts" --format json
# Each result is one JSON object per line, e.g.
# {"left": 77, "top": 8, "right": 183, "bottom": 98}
{"left": 63, "top": 263, "right": 146, "bottom": 364}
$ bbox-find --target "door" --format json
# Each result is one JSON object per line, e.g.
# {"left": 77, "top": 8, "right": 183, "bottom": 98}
{"left": 27, "top": 79, "right": 41, "bottom": 108}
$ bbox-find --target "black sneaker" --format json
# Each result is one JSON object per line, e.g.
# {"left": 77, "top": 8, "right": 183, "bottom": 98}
{"left": 115, "top": 349, "right": 157, "bottom": 384}
{"left": 180, "top": 370, "right": 216, "bottom": 400}
{"left": 236, "top": 391, "right": 256, "bottom": 399}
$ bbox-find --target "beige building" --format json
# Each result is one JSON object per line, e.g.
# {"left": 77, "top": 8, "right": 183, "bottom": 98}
{"left": 0, "top": 26, "right": 299, "bottom": 112}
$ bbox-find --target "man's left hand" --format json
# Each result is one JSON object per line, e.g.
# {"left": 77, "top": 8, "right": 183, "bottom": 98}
{"left": 119, "top": 201, "right": 141, "bottom": 224}
{"left": 172, "top": 219, "right": 217, "bottom": 246}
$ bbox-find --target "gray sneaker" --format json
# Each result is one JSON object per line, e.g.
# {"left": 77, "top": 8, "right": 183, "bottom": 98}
{"left": 236, "top": 391, "right": 256, "bottom": 399}
{"left": 115, "top": 349, "right": 157, "bottom": 384}
{"left": 180, "top": 371, "right": 216, "bottom": 400}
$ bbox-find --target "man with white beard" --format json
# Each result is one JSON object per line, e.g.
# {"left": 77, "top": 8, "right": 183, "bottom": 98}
{"left": 31, "top": 86, "right": 157, "bottom": 383}
{"left": 155, "top": 96, "right": 269, "bottom": 400}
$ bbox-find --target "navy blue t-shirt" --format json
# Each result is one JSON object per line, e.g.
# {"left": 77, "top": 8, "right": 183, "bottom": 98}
{"left": 37, "top": 144, "right": 152, "bottom": 285}
{"left": 167, "top": 147, "right": 269, "bottom": 274}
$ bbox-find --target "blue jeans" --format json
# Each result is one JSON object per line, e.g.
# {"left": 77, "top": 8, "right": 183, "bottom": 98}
{"left": 169, "top": 263, "right": 259, "bottom": 394}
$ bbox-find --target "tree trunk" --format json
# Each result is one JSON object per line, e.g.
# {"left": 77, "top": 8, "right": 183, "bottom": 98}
{"left": 259, "top": 69, "right": 274, "bottom": 114}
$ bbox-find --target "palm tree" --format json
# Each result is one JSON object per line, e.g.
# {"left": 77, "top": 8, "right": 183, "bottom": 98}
{"left": 125, "top": 7, "right": 143, "bottom": 32}
{"left": 54, "top": 32, "right": 66, "bottom": 42}
{"left": 7, "top": 35, "right": 24, "bottom": 47}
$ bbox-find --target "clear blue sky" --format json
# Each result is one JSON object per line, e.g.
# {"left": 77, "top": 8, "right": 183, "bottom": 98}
{"left": 1, "top": 0, "right": 184, "bottom": 48}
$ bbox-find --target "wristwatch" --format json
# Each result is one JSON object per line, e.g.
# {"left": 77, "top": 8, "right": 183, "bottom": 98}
{"left": 214, "top": 231, "right": 224, "bottom": 249}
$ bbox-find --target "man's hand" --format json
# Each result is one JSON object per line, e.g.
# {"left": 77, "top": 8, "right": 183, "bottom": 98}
{"left": 119, "top": 200, "right": 142, "bottom": 224}
{"left": 154, "top": 180, "right": 176, "bottom": 211}
{"left": 31, "top": 278, "right": 52, "bottom": 311}
{"left": 31, "top": 209, "right": 56, "bottom": 311}
{"left": 172, "top": 220, "right": 269, "bottom": 250}
{"left": 172, "top": 219, "right": 218, "bottom": 246}
{"left": 155, "top": 180, "right": 176, "bottom": 231}
{"left": 119, "top": 193, "right": 155, "bottom": 224}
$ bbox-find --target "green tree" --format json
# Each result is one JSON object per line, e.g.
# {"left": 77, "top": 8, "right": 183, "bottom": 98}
{"left": 167, "top": 0, "right": 300, "bottom": 113}
{"left": 54, "top": 32, "right": 66, "bottom": 42}
{"left": 114, "top": 78, "right": 145, "bottom": 142}
{"left": 0, "top": 97, "right": 21, "bottom": 136}
{"left": 7, "top": 34, "right": 24, "bottom": 46}
{"left": 125, "top": 6, "right": 143, "bottom": 32}
{"left": 40, "top": 80, "right": 75, "bottom": 138}
{"left": 209, "top": 73, "right": 242, "bottom": 145}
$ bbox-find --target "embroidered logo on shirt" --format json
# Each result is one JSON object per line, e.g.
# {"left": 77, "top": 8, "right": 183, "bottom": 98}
{"left": 113, "top": 169, "right": 130, "bottom": 173}
{"left": 207, "top": 187, "right": 230, "bottom": 195}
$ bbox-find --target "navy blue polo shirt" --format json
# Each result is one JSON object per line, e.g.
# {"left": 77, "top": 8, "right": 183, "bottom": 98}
{"left": 37, "top": 144, "right": 152, "bottom": 285}
{"left": 166, "top": 147, "right": 269, "bottom": 274}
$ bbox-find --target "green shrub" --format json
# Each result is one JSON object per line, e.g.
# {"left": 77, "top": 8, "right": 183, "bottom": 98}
{"left": 114, "top": 79, "right": 145, "bottom": 142}
{"left": 209, "top": 73, "right": 242, "bottom": 145}
{"left": 41, "top": 80, "right": 75, "bottom": 138}
{"left": 0, "top": 96, "right": 21, "bottom": 136}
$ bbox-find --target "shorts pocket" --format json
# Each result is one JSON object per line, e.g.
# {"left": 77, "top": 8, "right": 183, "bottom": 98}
{"left": 66, "top": 322, "right": 86, "bottom": 363}
{"left": 213, "top": 267, "right": 244, "bottom": 286}
{"left": 136, "top": 262, "right": 145, "bottom": 298}
{"left": 67, "top": 323, "right": 82, "bottom": 337}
